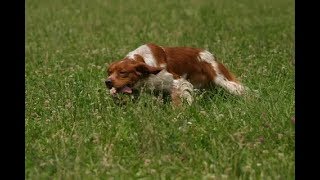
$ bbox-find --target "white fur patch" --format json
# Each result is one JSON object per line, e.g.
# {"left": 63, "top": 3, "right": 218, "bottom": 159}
{"left": 126, "top": 45, "right": 157, "bottom": 67}
{"left": 172, "top": 78, "right": 194, "bottom": 105}
{"left": 198, "top": 50, "right": 219, "bottom": 73}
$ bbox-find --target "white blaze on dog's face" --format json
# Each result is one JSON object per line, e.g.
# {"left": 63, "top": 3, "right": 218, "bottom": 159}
{"left": 105, "top": 58, "right": 163, "bottom": 95}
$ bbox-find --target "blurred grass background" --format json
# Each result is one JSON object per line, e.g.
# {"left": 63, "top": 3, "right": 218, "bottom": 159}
{"left": 26, "top": 0, "right": 294, "bottom": 179}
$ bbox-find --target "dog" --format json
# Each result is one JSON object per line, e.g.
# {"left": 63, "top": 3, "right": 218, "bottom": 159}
{"left": 105, "top": 43, "right": 246, "bottom": 105}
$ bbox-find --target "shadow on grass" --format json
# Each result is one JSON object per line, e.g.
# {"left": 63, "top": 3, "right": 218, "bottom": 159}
{"left": 102, "top": 86, "right": 247, "bottom": 109}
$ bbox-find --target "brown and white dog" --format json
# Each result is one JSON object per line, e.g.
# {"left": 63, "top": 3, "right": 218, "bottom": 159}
{"left": 105, "top": 43, "right": 246, "bottom": 105}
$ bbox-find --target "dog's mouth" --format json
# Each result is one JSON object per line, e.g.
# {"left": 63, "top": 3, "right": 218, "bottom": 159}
{"left": 110, "top": 86, "right": 133, "bottom": 96}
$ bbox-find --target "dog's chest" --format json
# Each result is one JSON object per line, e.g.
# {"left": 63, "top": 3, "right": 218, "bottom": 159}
{"left": 133, "top": 70, "right": 174, "bottom": 92}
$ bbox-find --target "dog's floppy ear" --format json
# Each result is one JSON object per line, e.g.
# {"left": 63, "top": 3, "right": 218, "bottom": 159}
{"left": 134, "top": 62, "right": 163, "bottom": 76}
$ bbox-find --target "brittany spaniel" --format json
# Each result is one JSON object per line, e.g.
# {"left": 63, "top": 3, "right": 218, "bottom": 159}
{"left": 105, "top": 43, "right": 246, "bottom": 105}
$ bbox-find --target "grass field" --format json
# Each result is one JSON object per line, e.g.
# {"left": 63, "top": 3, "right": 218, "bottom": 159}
{"left": 26, "top": 0, "right": 295, "bottom": 179}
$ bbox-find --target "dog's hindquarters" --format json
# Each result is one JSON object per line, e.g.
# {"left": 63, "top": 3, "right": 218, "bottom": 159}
{"left": 198, "top": 51, "right": 246, "bottom": 95}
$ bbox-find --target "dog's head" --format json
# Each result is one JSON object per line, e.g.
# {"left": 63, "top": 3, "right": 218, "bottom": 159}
{"left": 105, "top": 58, "right": 163, "bottom": 95}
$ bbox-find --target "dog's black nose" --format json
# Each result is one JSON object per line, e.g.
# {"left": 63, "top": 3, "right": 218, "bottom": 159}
{"left": 105, "top": 79, "right": 112, "bottom": 88}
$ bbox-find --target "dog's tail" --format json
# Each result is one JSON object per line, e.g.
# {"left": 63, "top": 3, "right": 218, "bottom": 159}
{"left": 198, "top": 50, "right": 256, "bottom": 96}
{"left": 213, "top": 62, "right": 247, "bottom": 96}
{"left": 213, "top": 62, "right": 261, "bottom": 97}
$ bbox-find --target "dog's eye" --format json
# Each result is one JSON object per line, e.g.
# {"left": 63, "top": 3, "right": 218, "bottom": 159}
{"left": 119, "top": 71, "right": 128, "bottom": 77}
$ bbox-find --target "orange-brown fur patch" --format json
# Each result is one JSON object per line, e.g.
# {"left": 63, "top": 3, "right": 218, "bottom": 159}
{"left": 147, "top": 43, "right": 167, "bottom": 66}
{"left": 161, "top": 47, "right": 219, "bottom": 87}
{"left": 133, "top": 54, "right": 145, "bottom": 63}
{"left": 107, "top": 58, "right": 163, "bottom": 89}
{"left": 107, "top": 59, "right": 141, "bottom": 89}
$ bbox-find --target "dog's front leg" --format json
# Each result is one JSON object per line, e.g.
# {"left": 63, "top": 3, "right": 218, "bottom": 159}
{"left": 171, "top": 78, "right": 194, "bottom": 106}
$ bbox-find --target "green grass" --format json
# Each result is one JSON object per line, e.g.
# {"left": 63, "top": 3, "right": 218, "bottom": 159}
{"left": 26, "top": 0, "right": 294, "bottom": 179}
